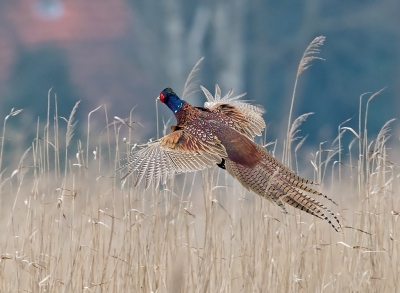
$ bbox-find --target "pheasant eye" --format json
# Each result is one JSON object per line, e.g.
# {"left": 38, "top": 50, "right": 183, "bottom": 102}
{"left": 159, "top": 92, "right": 165, "bottom": 103}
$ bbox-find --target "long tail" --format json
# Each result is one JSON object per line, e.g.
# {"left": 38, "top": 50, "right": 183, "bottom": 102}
{"left": 226, "top": 145, "right": 341, "bottom": 232}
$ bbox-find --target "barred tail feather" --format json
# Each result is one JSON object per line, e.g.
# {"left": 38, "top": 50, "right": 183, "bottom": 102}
{"left": 225, "top": 157, "right": 341, "bottom": 232}
{"left": 278, "top": 189, "right": 341, "bottom": 232}
{"left": 255, "top": 144, "right": 339, "bottom": 206}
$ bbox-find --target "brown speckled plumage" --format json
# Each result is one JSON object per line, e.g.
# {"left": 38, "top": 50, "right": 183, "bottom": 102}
{"left": 119, "top": 85, "right": 341, "bottom": 231}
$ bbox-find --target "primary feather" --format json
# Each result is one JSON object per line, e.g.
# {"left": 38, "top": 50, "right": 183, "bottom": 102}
{"left": 119, "top": 86, "right": 340, "bottom": 231}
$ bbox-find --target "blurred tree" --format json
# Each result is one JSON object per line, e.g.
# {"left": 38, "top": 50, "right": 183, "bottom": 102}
{"left": 127, "top": 0, "right": 247, "bottom": 95}
{"left": 2, "top": 44, "right": 81, "bottom": 162}
{"left": 126, "top": 0, "right": 399, "bottom": 147}
{"left": 4, "top": 44, "right": 80, "bottom": 122}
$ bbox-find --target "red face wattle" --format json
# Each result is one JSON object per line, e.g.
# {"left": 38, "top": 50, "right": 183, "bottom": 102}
{"left": 159, "top": 92, "right": 166, "bottom": 103}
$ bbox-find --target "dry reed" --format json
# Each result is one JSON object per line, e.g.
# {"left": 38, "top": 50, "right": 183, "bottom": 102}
{"left": 0, "top": 42, "right": 399, "bottom": 293}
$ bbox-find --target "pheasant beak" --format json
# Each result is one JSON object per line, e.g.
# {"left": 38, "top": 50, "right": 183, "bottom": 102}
{"left": 156, "top": 96, "right": 160, "bottom": 101}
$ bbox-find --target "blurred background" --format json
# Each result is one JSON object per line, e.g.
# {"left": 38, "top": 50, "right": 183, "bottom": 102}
{"left": 0, "top": 0, "right": 399, "bottom": 154}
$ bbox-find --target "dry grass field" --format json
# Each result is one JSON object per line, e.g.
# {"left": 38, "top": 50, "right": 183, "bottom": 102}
{"left": 1, "top": 40, "right": 399, "bottom": 292}
{"left": 0, "top": 92, "right": 398, "bottom": 293}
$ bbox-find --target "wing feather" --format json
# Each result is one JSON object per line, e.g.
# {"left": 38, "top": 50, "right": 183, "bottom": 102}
{"left": 119, "top": 130, "right": 227, "bottom": 188}
{"left": 201, "top": 85, "right": 266, "bottom": 139}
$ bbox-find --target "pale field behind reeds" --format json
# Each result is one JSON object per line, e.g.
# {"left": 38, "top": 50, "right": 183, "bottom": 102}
{"left": 0, "top": 92, "right": 398, "bottom": 293}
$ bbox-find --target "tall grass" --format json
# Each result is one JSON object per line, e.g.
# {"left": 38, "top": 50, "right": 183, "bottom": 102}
{"left": 1, "top": 56, "right": 399, "bottom": 293}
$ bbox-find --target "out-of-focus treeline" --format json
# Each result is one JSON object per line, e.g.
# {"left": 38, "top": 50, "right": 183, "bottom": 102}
{"left": 0, "top": 0, "right": 399, "bottom": 149}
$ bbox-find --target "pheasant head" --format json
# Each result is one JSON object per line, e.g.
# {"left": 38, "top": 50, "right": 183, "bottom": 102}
{"left": 158, "top": 88, "right": 186, "bottom": 113}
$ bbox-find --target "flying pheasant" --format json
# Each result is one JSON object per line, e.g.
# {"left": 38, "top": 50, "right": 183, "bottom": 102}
{"left": 119, "top": 86, "right": 340, "bottom": 231}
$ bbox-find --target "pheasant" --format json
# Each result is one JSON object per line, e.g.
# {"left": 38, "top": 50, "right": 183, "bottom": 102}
{"left": 119, "top": 86, "right": 341, "bottom": 231}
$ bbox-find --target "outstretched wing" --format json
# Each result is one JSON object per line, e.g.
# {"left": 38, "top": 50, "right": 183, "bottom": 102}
{"left": 118, "top": 129, "right": 227, "bottom": 189}
{"left": 201, "top": 85, "right": 266, "bottom": 139}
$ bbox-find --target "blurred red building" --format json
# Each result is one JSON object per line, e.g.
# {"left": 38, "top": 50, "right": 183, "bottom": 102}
{"left": 0, "top": 0, "right": 146, "bottom": 114}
